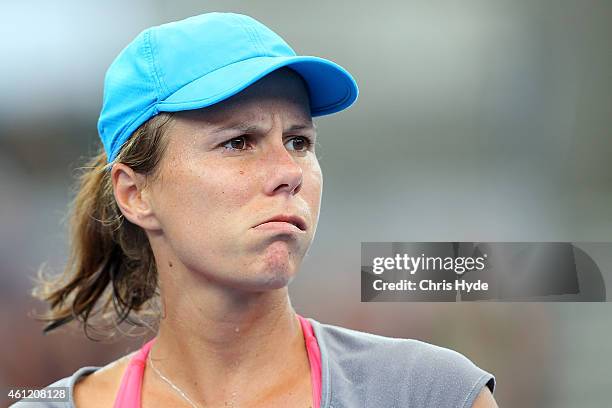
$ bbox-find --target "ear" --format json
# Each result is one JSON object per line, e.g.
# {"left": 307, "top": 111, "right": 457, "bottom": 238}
{"left": 111, "top": 163, "right": 162, "bottom": 231}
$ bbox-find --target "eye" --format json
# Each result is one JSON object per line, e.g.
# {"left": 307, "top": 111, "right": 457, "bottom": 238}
{"left": 285, "top": 136, "right": 313, "bottom": 152}
{"left": 222, "top": 136, "right": 249, "bottom": 151}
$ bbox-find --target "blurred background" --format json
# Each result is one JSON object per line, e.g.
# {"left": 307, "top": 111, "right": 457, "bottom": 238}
{"left": 1, "top": 0, "right": 611, "bottom": 407}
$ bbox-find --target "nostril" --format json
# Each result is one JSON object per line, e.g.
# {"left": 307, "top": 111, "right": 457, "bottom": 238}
{"left": 272, "top": 182, "right": 302, "bottom": 195}
{"left": 273, "top": 183, "right": 290, "bottom": 193}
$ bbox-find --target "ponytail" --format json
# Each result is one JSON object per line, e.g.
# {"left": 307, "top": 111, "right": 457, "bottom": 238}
{"left": 32, "top": 113, "right": 174, "bottom": 340}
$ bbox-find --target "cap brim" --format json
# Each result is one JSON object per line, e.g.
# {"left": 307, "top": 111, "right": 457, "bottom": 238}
{"left": 157, "top": 55, "right": 358, "bottom": 117}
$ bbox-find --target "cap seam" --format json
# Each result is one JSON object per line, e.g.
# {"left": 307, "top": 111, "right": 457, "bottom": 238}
{"left": 236, "top": 16, "right": 265, "bottom": 56}
{"left": 148, "top": 28, "right": 170, "bottom": 97}
{"left": 143, "top": 29, "right": 165, "bottom": 101}
{"left": 250, "top": 25, "right": 269, "bottom": 56}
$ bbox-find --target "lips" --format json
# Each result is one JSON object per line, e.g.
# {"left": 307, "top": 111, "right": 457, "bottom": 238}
{"left": 255, "top": 214, "right": 307, "bottom": 231}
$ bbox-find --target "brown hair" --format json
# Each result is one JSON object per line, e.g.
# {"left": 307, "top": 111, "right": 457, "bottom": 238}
{"left": 32, "top": 113, "right": 174, "bottom": 340}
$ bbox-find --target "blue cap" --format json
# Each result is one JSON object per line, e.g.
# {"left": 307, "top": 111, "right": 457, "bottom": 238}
{"left": 98, "top": 12, "right": 359, "bottom": 163}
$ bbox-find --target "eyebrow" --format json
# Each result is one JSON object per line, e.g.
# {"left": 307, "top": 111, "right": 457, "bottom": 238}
{"left": 209, "top": 122, "right": 317, "bottom": 134}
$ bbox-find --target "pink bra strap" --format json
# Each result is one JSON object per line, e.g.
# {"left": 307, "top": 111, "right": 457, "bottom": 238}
{"left": 112, "top": 338, "right": 155, "bottom": 408}
{"left": 297, "top": 314, "right": 322, "bottom": 408}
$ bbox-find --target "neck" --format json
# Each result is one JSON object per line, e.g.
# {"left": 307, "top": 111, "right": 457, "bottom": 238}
{"left": 146, "top": 256, "right": 310, "bottom": 406}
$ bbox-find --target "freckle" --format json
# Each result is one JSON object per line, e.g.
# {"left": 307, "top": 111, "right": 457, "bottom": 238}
{"left": 239, "top": 170, "right": 244, "bottom": 175}
{"left": 168, "top": 261, "right": 173, "bottom": 267}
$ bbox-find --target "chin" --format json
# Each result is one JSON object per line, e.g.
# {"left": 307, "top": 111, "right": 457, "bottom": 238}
{"left": 251, "top": 242, "right": 301, "bottom": 290}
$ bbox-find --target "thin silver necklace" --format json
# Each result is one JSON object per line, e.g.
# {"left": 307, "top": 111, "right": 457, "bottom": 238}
{"left": 148, "top": 347, "right": 202, "bottom": 408}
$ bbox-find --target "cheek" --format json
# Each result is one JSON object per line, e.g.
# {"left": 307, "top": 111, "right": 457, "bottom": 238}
{"left": 158, "top": 163, "right": 257, "bottom": 225}
{"left": 302, "top": 163, "right": 323, "bottom": 215}
{"left": 212, "top": 165, "right": 260, "bottom": 208}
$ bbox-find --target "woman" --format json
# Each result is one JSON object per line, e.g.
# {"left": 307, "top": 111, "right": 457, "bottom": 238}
{"left": 15, "top": 12, "right": 497, "bottom": 408}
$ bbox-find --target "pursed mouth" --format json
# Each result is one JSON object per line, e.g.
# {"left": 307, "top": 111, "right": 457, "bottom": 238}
{"left": 255, "top": 215, "right": 307, "bottom": 231}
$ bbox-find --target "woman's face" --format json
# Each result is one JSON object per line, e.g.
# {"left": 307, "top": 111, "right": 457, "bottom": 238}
{"left": 145, "top": 69, "right": 322, "bottom": 291}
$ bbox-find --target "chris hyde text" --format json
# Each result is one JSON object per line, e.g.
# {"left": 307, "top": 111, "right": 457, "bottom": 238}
{"left": 373, "top": 279, "right": 489, "bottom": 293}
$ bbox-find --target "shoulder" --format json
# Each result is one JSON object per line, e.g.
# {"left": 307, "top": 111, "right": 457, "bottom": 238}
{"left": 10, "top": 352, "right": 134, "bottom": 408}
{"left": 310, "top": 319, "right": 495, "bottom": 408}
{"left": 72, "top": 352, "right": 134, "bottom": 408}
{"left": 9, "top": 367, "right": 100, "bottom": 408}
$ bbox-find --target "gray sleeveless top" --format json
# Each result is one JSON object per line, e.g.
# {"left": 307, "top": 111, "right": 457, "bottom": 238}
{"left": 11, "top": 318, "right": 496, "bottom": 407}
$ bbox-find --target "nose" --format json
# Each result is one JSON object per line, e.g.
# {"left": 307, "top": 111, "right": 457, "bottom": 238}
{"left": 262, "top": 142, "right": 303, "bottom": 196}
